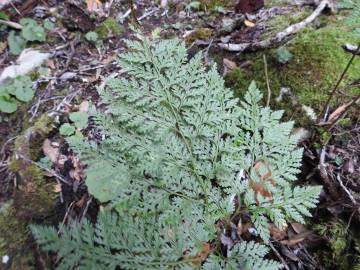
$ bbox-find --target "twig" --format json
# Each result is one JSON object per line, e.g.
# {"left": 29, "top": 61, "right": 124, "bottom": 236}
{"left": 80, "top": 197, "right": 93, "bottom": 221}
{"left": 61, "top": 201, "right": 75, "bottom": 226}
{"left": 269, "top": 241, "right": 290, "bottom": 270}
{"left": 16, "top": 154, "right": 71, "bottom": 185}
{"left": 263, "top": 54, "right": 271, "bottom": 107}
{"left": 138, "top": 8, "right": 159, "bottom": 21}
{"left": 219, "top": 0, "right": 330, "bottom": 52}
{"left": 336, "top": 173, "right": 356, "bottom": 204}
{"left": 118, "top": 9, "right": 132, "bottom": 23}
{"left": 10, "top": 2, "right": 21, "bottom": 16}
{"left": 320, "top": 43, "right": 360, "bottom": 118}
{"left": 0, "top": 19, "right": 22, "bottom": 29}
{"left": 327, "top": 94, "right": 360, "bottom": 129}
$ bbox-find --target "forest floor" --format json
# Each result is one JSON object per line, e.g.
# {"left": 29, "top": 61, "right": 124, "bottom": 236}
{"left": 0, "top": 0, "right": 359, "bottom": 269}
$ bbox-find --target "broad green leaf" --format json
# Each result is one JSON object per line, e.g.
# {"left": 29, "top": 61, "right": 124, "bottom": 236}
{"left": 69, "top": 111, "right": 88, "bottom": 129}
{"left": 9, "top": 76, "right": 34, "bottom": 102}
{"left": 20, "top": 18, "right": 46, "bottom": 42}
{"left": 59, "top": 123, "right": 76, "bottom": 136}
{"left": 7, "top": 31, "right": 25, "bottom": 55}
{"left": 0, "top": 95, "right": 17, "bottom": 113}
{"left": 85, "top": 31, "right": 98, "bottom": 43}
{"left": 43, "top": 19, "right": 55, "bottom": 30}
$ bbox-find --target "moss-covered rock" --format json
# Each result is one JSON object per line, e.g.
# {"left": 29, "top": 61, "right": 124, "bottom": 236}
{"left": 224, "top": 21, "right": 360, "bottom": 125}
{"left": 0, "top": 202, "right": 37, "bottom": 270}
{"left": 95, "top": 17, "right": 124, "bottom": 39}
{"left": 0, "top": 114, "right": 56, "bottom": 269}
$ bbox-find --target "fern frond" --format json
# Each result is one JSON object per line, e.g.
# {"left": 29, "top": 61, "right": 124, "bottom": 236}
{"left": 32, "top": 36, "right": 321, "bottom": 269}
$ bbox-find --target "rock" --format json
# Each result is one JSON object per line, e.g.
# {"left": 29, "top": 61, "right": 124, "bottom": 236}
{"left": 235, "top": 0, "right": 264, "bottom": 14}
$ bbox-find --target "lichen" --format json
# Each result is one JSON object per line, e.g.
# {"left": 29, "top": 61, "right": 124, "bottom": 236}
{"left": 95, "top": 17, "right": 124, "bottom": 39}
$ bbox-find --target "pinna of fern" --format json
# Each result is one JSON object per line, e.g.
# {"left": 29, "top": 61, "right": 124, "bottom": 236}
{"left": 31, "top": 35, "right": 321, "bottom": 270}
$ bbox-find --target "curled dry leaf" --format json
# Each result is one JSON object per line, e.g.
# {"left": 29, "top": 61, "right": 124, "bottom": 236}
{"left": 290, "top": 223, "right": 306, "bottom": 234}
{"left": 269, "top": 224, "right": 287, "bottom": 240}
{"left": 328, "top": 101, "right": 352, "bottom": 123}
{"left": 42, "top": 139, "right": 59, "bottom": 163}
{"left": 244, "top": 20, "right": 255, "bottom": 27}
{"left": 191, "top": 242, "right": 211, "bottom": 265}
{"left": 79, "top": 101, "right": 90, "bottom": 113}
{"left": 280, "top": 231, "right": 311, "bottom": 246}
{"left": 249, "top": 160, "right": 275, "bottom": 203}
{"left": 223, "top": 58, "right": 237, "bottom": 76}
{"left": 86, "top": 0, "right": 105, "bottom": 16}
{"left": 69, "top": 155, "right": 85, "bottom": 181}
{"left": 54, "top": 183, "right": 62, "bottom": 193}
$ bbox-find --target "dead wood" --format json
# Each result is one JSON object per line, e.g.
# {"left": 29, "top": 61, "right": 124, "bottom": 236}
{"left": 219, "top": 0, "right": 332, "bottom": 52}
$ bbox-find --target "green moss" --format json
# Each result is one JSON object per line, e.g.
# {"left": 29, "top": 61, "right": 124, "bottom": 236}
{"left": 185, "top": 28, "right": 213, "bottom": 45}
{"left": 0, "top": 202, "right": 36, "bottom": 270}
{"left": 200, "top": 0, "right": 232, "bottom": 9}
{"left": 95, "top": 18, "right": 124, "bottom": 39}
{"left": 261, "top": 8, "right": 311, "bottom": 39}
{"left": 225, "top": 21, "right": 360, "bottom": 126}
{"left": 314, "top": 220, "right": 353, "bottom": 270}
{"left": 1, "top": 114, "right": 56, "bottom": 269}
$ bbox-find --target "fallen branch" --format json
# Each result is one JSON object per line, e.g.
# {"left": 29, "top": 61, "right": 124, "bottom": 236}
{"left": 336, "top": 173, "right": 356, "bottom": 204}
{"left": 219, "top": 0, "right": 331, "bottom": 52}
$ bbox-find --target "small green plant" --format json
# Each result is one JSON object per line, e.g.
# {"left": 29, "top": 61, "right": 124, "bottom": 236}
{"left": 276, "top": 47, "right": 293, "bottom": 64}
{"left": 0, "top": 75, "right": 34, "bottom": 113}
{"left": 69, "top": 111, "right": 88, "bottom": 129}
{"left": 95, "top": 18, "right": 123, "bottom": 39}
{"left": 7, "top": 18, "right": 47, "bottom": 55}
{"left": 185, "top": 1, "right": 201, "bottom": 13}
{"left": 59, "top": 123, "right": 76, "bottom": 136}
{"left": 31, "top": 37, "right": 321, "bottom": 269}
{"left": 59, "top": 111, "right": 88, "bottom": 136}
{"left": 85, "top": 31, "right": 98, "bottom": 43}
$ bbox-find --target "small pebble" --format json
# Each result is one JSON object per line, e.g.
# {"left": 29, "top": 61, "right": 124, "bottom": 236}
{"left": 2, "top": 255, "right": 10, "bottom": 264}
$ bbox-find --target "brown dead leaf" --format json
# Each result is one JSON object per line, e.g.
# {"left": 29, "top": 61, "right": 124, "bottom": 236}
{"left": 79, "top": 101, "right": 90, "bottom": 113}
{"left": 237, "top": 220, "right": 243, "bottom": 237}
{"left": 42, "top": 139, "right": 59, "bottom": 163}
{"left": 0, "top": 42, "right": 7, "bottom": 54}
{"left": 47, "top": 59, "right": 56, "bottom": 69}
{"left": 86, "top": 0, "right": 104, "bottom": 15}
{"left": 54, "top": 183, "right": 62, "bottom": 193}
{"left": 328, "top": 103, "right": 348, "bottom": 122}
{"left": 191, "top": 242, "right": 211, "bottom": 265}
{"left": 343, "top": 159, "right": 355, "bottom": 174}
{"left": 280, "top": 231, "right": 311, "bottom": 246}
{"left": 223, "top": 58, "right": 237, "bottom": 76}
{"left": 244, "top": 20, "right": 255, "bottom": 27}
{"left": 249, "top": 160, "right": 275, "bottom": 203}
{"left": 69, "top": 155, "right": 85, "bottom": 181}
{"left": 290, "top": 223, "right": 306, "bottom": 234}
{"left": 101, "top": 53, "right": 117, "bottom": 65}
{"left": 269, "top": 224, "right": 287, "bottom": 240}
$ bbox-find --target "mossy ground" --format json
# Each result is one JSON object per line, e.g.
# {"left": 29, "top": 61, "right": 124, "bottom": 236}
{"left": 0, "top": 114, "right": 56, "bottom": 270}
{"left": 95, "top": 17, "right": 124, "bottom": 39}
{"left": 224, "top": 19, "right": 360, "bottom": 126}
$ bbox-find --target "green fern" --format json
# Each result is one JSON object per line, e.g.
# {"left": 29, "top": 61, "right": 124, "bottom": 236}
{"left": 31, "top": 36, "right": 321, "bottom": 269}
